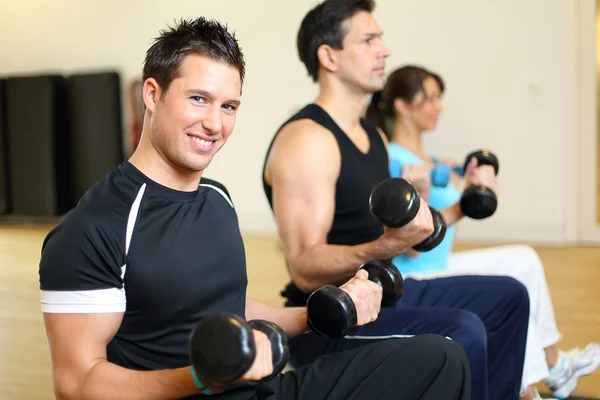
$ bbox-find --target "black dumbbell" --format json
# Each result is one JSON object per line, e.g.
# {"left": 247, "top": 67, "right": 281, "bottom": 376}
{"left": 369, "top": 177, "right": 446, "bottom": 252}
{"left": 188, "top": 313, "right": 289, "bottom": 386}
{"left": 460, "top": 149, "right": 499, "bottom": 220}
{"left": 360, "top": 258, "right": 404, "bottom": 306}
{"left": 306, "top": 258, "right": 404, "bottom": 339}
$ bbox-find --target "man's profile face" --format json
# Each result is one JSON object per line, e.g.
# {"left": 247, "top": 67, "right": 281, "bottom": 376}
{"left": 334, "top": 11, "right": 390, "bottom": 93}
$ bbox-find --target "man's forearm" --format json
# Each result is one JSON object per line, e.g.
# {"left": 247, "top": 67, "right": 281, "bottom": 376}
{"left": 75, "top": 362, "right": 203, "bottom": 400}
{"left": 401, "top": 204, "right": 462, "bottom": 260}
{"left": 246, "top": 298, "right": 308, "bottom": 338}
{"left": 288, "top": 240, "right": 395, "bottom": 293}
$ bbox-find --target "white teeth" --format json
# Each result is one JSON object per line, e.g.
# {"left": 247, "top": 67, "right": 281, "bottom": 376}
{"left": 190, "top": 136, "right": 213, "bottom": 146}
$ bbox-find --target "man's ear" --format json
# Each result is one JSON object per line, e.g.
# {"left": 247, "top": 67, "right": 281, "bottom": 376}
{"left": 142, "top": 78, "right": 161, "bottom": 113}
{"left": 316, "top": 44, "right": 340, "bottom": 75}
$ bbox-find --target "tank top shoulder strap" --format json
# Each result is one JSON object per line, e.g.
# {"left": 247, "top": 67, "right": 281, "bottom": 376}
{"left": 360, "top": 117, "right": 387, "bottom": 157}
{"left": 284, "top": 103, "right": 346, "bottom": 138}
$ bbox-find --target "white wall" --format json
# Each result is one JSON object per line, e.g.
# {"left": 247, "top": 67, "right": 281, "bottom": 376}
{"left": 576, "top": 0, "right": 600, "bottom": 243}
{"left": 0, "top": 0, "right": 584, "bottom": 244}
{"left": 374, "top": 0, "right": 581, "bottom": 244}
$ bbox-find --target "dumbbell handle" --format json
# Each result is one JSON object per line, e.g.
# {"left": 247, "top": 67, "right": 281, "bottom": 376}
{"left": 460, "top": 149, "right": 499, "bottom": 219}
{"left": 430, "top": 163, "right": 464, "bottom": 187}
{"left": 431, "top": 150, "right": 498, "bottom": 188}
{"left": 248, "top": 320, "right": 289, "bottom": 379}
{"left": 359, "top": 259, "right": 404, "bottom": 307}
{"left": 307, "top": 259, "right": 405, "bottom": 339}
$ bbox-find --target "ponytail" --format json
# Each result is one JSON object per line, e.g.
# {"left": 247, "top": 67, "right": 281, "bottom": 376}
{"left": 366, "top": 91, "right": 393, "bottom": 140}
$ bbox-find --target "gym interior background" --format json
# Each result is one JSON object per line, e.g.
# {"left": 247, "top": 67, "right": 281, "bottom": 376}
{"left": 0, "top": 0, "right": 598, "bottom": 398}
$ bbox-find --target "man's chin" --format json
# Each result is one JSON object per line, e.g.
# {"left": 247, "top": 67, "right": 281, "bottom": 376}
{"left": 368, "top": 81, "right": 385, "bottom": 94}
{"left": 180, "top": 154, "right": 213, "bottom": 173}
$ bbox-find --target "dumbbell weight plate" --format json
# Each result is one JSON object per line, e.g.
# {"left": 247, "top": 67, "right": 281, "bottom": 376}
{"left": 460, "top": 186, "right": 498, "bottom": 220}
{"left": 369, "top": 178, "right": 420, "bottom": 228}
{"left": 189, "top": 313, "right": 255, "bottom": 385}
{"left": 306, "top": 285, "right": 357, "bottom": 339}
{"left": 359, "top": 259, "right": 404, "bottom": 307}
{"left": 412, "top": 207, "right": 447, "bottom": 252}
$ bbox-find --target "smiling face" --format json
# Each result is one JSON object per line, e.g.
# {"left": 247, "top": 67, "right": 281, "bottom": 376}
{"left": 330, "top": 11, "right": 390, "bottom": 93}
{"left": 143, "top": 53, "right": 242, "bottom": 173}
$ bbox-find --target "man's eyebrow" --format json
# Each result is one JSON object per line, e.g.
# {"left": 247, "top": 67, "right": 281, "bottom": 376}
{"left": 186, "top": 89, "right": 241, "bottom": 106}
{"left": 364, "top": 31, "right": 383, "bottom": 39}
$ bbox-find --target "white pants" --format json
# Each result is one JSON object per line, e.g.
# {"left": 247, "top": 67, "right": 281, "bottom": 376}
{"left": 404, "top": 245, "right": 562, "bottom": 389}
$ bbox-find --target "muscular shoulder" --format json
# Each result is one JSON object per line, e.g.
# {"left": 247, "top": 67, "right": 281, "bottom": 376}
{"left": 274, "top": 119, "right": 338, "bottom": 148}
{"left": 47, "top": 174, "right": 135, "bottom": 247}
{"left": 39, "top": 172, "right": 139, "bottom": 296}
{"left": 266, "top": 119, "right": 340, "bottom": 181}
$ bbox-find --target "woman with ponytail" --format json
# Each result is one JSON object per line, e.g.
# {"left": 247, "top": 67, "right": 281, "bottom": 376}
{"left": 365, "top": 65, "right": 599, "bottom": 400}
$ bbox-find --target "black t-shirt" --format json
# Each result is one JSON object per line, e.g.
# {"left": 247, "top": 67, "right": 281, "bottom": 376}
{"left": 39, "top": 161, "right": 248, "bottom": 373}
{"left": 262, "top": 104, "right": 390, "bottom": 306}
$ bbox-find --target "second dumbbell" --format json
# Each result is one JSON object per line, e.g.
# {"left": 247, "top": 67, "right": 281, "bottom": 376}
{"left": 369, "top": 177, "right": 446, "bottom": 252}
{"left": 306, "top": 258, "right": 404, "bottom": 338}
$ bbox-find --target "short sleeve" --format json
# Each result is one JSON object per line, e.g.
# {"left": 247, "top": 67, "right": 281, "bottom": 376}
{"left": 39, "top": 210, "right": 127, "bottom": 314}
{"left": 388, "top": 144, "right": 425, "bottom": 178}
{"left": 389, "top": 158, "right": 404, "bottom": 178}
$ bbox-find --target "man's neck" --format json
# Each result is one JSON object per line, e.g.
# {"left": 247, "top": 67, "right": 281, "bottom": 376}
{"left": 313, "top": 79, "right": 369, "bottom": 134}
{"left": 128, "top": 132, "right": 203, "bottom": 192}
{"left": 392, "top": 120, "right": 426, "bottom": 159}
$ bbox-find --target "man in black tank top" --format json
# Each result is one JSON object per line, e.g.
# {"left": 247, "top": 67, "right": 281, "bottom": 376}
{"left": 38, "top": 15, "right": 470, "bottom": 400}
{"left": 262, "top": 1, "right": 531, "bottom": 400}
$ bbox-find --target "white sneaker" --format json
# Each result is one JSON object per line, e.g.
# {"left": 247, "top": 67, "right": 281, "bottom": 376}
{"left": 545, "top": 342, "right": 600, "bottom": 399}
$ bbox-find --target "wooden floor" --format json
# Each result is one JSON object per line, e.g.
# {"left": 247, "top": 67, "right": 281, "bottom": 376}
{"left": 0, "top": 225, "right": 599, "bottom": 399}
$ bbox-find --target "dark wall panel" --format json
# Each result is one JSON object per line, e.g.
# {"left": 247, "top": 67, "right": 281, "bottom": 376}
{"left": 6, "top": 75, "right": 71, "bottom": 216}
{"left": 0, "top": 79, "right": 9, "bottom": 215}
{"left": 66, "top": 72, "right": 123, "bottom": 205}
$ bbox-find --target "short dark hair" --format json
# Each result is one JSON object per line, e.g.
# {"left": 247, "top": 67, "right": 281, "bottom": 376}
{"left": 142, "top": 17, "right": 245, "bottom": 94}
{"left": 366, "top": 65, "right": 445, "bottom": 138}
{"left": 297, "top": 0, "right": 375, "bottom": 82}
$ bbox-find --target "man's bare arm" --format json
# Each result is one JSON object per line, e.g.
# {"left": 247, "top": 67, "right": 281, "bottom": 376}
{"left": 264, "top": 121, "right": 431, "bottom": 292}
{"left": 245, "top": 298, "right": 308, "bottom": 338}
{"left": 44, "top": 313, "right": 203, "bottom": 400}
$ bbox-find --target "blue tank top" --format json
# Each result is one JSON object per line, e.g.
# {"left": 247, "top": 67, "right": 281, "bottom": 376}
{"left": 388, "top": 143, "right": 461, "bottom": 276}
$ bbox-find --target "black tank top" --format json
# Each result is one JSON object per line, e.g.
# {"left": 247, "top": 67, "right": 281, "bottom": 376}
{"left": 262, "top": 104, "right": 390, "bottom": 306}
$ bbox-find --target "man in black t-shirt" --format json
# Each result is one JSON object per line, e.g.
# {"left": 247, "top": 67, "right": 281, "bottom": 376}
{"left": 38, "top": 17, "right": 471, "bottom": 400}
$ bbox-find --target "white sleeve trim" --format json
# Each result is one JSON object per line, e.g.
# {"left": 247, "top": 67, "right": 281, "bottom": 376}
{"left": 40, "top": 287, "right": 126, "bottom": 313}
{"left": 199, "top": 183, "right": 234, "bottom": 208}
{"left": 126, "top": 183, "right": 146, "bottom": 256}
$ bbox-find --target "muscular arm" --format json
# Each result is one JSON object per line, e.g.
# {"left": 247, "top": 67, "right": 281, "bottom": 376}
{"left": 44, "top": 313, "right": 203, "bottom": 400}
{"left": 265, "top": 121, "right": 403, "bottom": 292}
{"left": 245, "top": 298, "right": 308, "bottom": 338}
